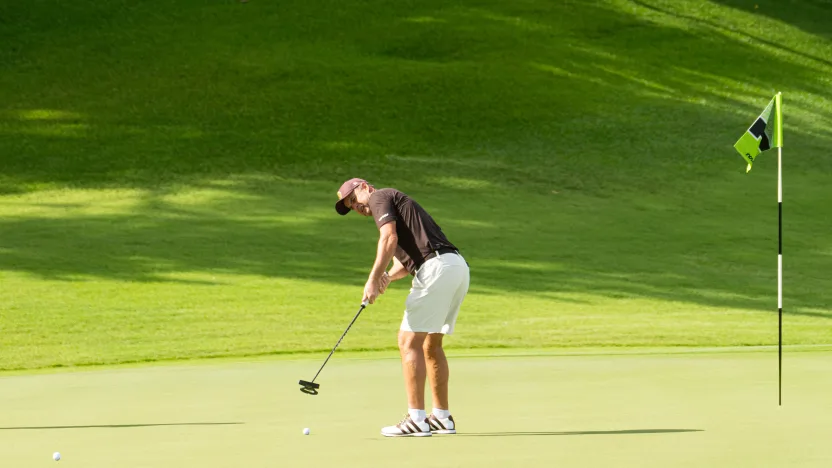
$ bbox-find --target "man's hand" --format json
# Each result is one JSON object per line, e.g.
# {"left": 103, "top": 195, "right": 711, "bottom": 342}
{"left": 363, "top": 277, "right": 381, "bottom": 305}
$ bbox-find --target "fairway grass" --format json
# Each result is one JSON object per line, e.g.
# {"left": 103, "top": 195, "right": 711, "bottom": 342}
{"left": 1, "top": 350, "right": 831, "bottom": 467}
{"left": 2, "top": 0, "right": 831, "bottom": 370}
{"left": 0, "top": 180, "right": 830, "bottom": 370}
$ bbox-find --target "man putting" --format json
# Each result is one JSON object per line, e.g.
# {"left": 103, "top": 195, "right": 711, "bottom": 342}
{"left": 335, "top": 178, "right": 470, "bottom": 437}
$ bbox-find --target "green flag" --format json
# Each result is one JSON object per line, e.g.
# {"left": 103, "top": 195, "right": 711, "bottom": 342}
{"left": 734, "top": 93, "right": 783, "bottom": 172}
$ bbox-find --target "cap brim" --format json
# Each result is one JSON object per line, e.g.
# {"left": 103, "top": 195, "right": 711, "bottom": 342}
{"left": 335, "top": 199, "right": 350, "bottom": 215}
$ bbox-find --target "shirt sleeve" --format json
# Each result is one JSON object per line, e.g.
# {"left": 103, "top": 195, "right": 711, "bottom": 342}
{"left": 369, "top": 190, "right": 398, "bottom": 229}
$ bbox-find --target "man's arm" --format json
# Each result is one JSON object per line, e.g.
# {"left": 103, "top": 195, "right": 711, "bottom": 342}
{"left": 387, "top": 257, "right": 409, "bottom": 281}
{"left": 364, "top": 221, "right": 398, "bottom": 304}
{"left": 370, "top": 221, "right": 398, "bottom": 282}
{"left": 379, "top": 256, "right": 408, "bottom": 294}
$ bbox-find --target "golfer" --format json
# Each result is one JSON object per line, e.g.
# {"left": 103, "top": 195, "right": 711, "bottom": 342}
{"left": 335, "top": 178, "right": 469, "bottom": 437}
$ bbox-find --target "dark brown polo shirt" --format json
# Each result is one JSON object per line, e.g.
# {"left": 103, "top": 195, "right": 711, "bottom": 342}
{"left": 368, "top": 188, "right": 458, "bottom": 275}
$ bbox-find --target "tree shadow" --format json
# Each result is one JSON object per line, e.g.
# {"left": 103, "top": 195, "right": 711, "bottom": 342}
{"left": 1, "top": 0, "right": 831, "bottom": 190}
{"left": 0, "top": 176, "right": 827, "bottom": 320}
{"left": 709, "top": 0, "right": 832, "bottom": 43}
{"left": 629, "top": 0, "right": 832, "bottom": 70}
{"left": 0, "top": 422, "right": 244, "bottom": 430}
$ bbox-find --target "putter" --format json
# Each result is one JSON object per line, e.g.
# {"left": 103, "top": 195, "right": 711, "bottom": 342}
{"left": 299, "top": 301, "right": 368, "bottom": 395}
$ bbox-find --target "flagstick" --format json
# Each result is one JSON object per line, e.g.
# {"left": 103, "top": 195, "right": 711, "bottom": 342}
{"left": 735, "top": 92, "right": 783, "bottom": 405}
{"left": 778, "top": 145, "right": 783, "bottom": 406}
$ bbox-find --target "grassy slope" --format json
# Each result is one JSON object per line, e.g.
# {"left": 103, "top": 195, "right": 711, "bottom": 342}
{"left": 0, "top": 0, "right": 830, "bottom": 370}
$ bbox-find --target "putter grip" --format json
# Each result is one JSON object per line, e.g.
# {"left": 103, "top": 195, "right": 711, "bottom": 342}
{"left": 361, "top": 300, "right": 369, "bottom": 307}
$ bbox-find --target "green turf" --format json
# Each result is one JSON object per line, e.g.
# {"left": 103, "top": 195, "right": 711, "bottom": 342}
{"left": 1, "top": 0, "right": 831, "bottom": 370}
{"left": 1, "top": 351, "right": 831, "bottom": 467}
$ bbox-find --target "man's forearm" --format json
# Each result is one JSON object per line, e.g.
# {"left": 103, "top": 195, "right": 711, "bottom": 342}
{"left": 369, "top": 233, "right": 397, "bottom": 282}
{"left": 387, "top": 262, "right": 409, "bottom": 281}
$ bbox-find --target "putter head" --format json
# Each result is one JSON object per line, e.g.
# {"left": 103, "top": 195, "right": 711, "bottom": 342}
{"left": 298, "top": 380, "right": 320, "bottom": 395}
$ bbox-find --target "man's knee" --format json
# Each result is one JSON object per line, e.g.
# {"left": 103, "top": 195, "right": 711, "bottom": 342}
{"left": 398, "top": 331, "right": 427, "bottom": 352}
{"left": 423, "top": 334, "right": 445, "bottom": 359}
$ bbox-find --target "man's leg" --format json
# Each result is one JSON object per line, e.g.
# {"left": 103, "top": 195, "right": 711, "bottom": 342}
{"left": 398, "top": 330, "right": 428, "bottom": 410}
{"left": 423, "top": 333, "right": 449, "bottom": 410}
{"left": 379, "top": 330, "right": 432, "bottom": 436}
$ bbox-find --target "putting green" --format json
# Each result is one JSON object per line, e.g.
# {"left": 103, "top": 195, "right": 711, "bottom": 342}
{"left": 1, "top": 350, "right": 830, "bottom": 467}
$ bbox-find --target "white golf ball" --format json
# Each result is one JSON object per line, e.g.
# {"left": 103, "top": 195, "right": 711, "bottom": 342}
{"left": 303, "top": 428, "right": 310, "bottom": 435}
{"left": 53, "top": 452, "right": 61, "bottom": 461}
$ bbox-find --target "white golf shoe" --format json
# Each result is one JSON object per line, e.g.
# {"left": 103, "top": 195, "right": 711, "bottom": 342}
{"left": 380, "top": 414, "right": 432, "bottom": 437}
{"left": 427, "top": 414, "right": 456, "bottom": 434}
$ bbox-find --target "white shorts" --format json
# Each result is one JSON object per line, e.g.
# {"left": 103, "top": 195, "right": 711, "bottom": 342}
{"left": 401, "top": 252, "right": 470, "bottom": 335}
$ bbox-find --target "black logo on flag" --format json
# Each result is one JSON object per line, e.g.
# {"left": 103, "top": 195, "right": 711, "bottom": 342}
{"left": 748, "top": 117, "right": 770, "bottom": 152}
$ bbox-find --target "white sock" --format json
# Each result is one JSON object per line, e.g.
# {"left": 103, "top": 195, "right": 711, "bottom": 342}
{"left": 408, "top": 408, "right": 426, "bottom": 423}
{"left": 432, "top": 408, "right": 451, "bottom": 419}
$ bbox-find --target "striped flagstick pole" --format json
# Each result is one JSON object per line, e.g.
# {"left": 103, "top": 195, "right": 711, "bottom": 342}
{"left": 776, "top": 92, "right": 783, "bottom": 406}
{"left": 778, "top": 143, "right": 783, "bottom": 406}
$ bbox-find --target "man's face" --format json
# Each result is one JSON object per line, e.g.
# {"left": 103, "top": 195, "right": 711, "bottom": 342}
{"left": 345, "top": 184, "right": 372, "bottom": 216}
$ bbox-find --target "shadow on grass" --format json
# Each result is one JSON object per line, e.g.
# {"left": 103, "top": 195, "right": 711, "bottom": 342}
{"left": 457, "top": 428, "right": 704, "bottom": 437}
{"left": 710, "top": 0, "right": 832, "bottom": 43}
{"left": 0, "top": 175, "right": 828, "bottom": 321}
{"left": 630, "top": 0, "right": 832, "bottom": 70}
{"left": 0, "top": 422, "right": 244, "bottom": 430}
{"left": 1, "top": 0, "right": 831, "bottom": 190}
